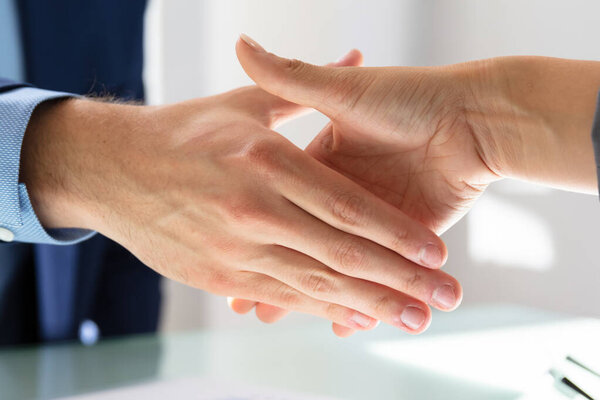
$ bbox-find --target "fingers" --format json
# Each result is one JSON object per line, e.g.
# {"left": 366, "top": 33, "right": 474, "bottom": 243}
{"left": 274, "top": 148, "right": 449, "bottom": 271}
{"left": 231, "top": 45, "right": 363, "bottom": 129}
{"left": 229, "top": 272, "right": 379, "bottom": 331}
{"left": 332, "top": 323, "right": 356, "bottom": 338}
{"left": 228, "top": 297, "right": 290, "bottom": 323}
{"left": 227, "top": 297, "right": 257, "bottom": 314}
{"left": 305, "top": 127, "right": 462, "bottom": 311}
{"left": 236, "top": 34, "right": 370, "bottom": 119}
{"left": 255, "top": 303, "right": 289, "bottom": 323}
{"left": 275, "top": 207, "right": 460, "bottom": 312}
{"left": 223, "top": 86, "right": 307, "bottom": 129}
{"left": 305, "top": 121, "right": 336, "bottom": 160}
{"left": 246, "top": 245, "right": 433, "bottom": 334}
{"left": 227, "top": 298, "right": 360, "bottom": 338}
{"left": 325, "top": 49, "right": 364, "bottom": 68}
{"left": 278, "top": 216, "right": 462, "bottom": 312}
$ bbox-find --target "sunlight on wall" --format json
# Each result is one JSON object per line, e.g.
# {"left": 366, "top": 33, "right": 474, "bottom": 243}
{"left": 467, "top": 192, "right": 554, "bottom": 271}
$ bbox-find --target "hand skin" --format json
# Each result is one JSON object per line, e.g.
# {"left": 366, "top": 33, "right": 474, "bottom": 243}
{"left": 18, "top": 53, "right": 462, "bottom": 335}
{"left": 230, "top": 35, "right": 600, "bottom": 336}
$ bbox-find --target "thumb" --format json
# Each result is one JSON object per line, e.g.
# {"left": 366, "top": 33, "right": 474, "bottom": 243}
{"left": 236, "top": 34, "right": 368, "bottom": 119}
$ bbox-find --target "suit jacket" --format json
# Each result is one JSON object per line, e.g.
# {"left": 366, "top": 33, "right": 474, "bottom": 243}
{"left": 0, "top": 0, "right": 161, "bottom": 346}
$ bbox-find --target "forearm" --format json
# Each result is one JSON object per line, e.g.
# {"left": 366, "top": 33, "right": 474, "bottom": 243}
{"left": 464, "top": 56, "right": 600, "bottom": 193}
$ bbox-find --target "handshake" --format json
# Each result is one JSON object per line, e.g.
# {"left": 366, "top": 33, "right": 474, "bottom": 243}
{"left": 23, "top": 35, "right": 600, "bottom": 336}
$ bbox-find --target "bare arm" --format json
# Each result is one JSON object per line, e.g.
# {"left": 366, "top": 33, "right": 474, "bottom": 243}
{"left": 464, "top": 56, "right": 600, "bottom": 193}
{"left": 230, "top": 36, "right": 600, "bottom": 335}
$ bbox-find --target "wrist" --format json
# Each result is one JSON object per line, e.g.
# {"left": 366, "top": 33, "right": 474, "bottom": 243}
{"left": 451, "top": 57, "right": 539, "bottom": 181}
{"left": 459, "top": 56, "right": 600, "bottom": 192}
{"left": 20, "top": 98, "right": 143, "bottom": 231}
{"left": 21, "top": 98, "right": 83, "bottom": 229}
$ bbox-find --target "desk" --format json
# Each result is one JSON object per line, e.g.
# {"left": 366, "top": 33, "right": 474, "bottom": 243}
{"left": 0, "top": 304, "right": 592, "bottom": 400}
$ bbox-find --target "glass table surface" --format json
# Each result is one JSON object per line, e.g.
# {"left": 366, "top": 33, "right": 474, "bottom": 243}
{"left": 1, "top": 304, "right": 590, "bottom": 400}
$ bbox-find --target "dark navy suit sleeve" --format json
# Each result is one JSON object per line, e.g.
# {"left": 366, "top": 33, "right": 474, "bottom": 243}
{"left": 0, "top": 78, "right": 31, "bottom": 93}
{"left": 4, "top": 0, "right": 161, "bottom": 346}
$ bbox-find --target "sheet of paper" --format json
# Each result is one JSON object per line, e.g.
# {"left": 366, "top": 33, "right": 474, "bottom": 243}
{"left": 59, "top": 377, "right": 341, "bottom": 400}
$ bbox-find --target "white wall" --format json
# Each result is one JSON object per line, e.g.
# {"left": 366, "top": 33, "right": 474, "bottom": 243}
{"left": 414, "top": 0, "right": 600, "bottom": 318}
{"left": 144, "top": 0, "right": 600, "bottom": 332}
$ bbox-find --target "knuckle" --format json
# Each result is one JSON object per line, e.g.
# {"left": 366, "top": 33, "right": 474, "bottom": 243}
{"left": 403, "top": 266, "right": 423, "bottom": 294}
{"left": 373, "top": 294, "right": 392, "bottom": 316}
{"left": 301, "top": 271, "right": 336, "bottom": 297}
{"left": 391, "top": 227, "right": 410, "bottom": 250}
{"left": 327, "top": 191, "right": 367, "bottom": 227}
{"left": 332, "top": 238, "right": 367, "bottom": 273}
{"left": 276, "top": 287, "right": 301, "bottom": 309}
{"left": 285, "top": 58, "right": 308, "bottom": 76}
{"left": 222, "top": 197, "right": 270, "bottom": 228}
{"left": 242, "top": 137, "right": 286, "bottom": 173}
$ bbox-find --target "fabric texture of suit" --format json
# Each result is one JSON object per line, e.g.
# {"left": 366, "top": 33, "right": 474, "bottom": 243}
{"left": 0, "top": 0, "right": 161, "bottom": 346}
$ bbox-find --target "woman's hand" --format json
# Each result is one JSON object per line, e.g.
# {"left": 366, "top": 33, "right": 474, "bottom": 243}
{"left": 235, "top": 37, "right": 504, "bottom": 234}
{"left": 230, "top": 36, "right": 600, "bottom": 336}
{"left": 229, "top": 37, "right": 492, "bottom": 335}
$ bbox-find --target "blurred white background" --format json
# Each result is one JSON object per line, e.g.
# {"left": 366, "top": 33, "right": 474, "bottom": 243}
{"left": 142, "top": 0, "right": 600, "bottom": 332}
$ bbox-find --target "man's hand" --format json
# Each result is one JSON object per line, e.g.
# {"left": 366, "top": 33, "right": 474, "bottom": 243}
{"left": 20, "top": 53, "right": 461, "bottom": 334}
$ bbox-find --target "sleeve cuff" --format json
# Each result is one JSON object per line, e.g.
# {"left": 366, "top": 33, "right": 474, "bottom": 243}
{"left": 0, "top": 86, "right": 96, "bottom": 245}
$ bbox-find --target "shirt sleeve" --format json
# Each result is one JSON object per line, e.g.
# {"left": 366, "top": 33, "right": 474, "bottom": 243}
{"left": 0, "top": 85, "right": 96, "bottom": 244}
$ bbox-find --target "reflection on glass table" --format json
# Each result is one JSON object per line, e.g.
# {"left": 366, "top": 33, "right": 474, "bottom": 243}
{"left": 3, "top": 304, "right": 599, "bottom": 400}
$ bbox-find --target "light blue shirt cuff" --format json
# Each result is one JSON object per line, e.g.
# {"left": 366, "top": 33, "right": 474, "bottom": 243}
{"left": 0, "top": 87, "right": 96, "bottom": 245}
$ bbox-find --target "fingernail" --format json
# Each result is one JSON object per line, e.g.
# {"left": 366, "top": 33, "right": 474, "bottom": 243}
{"left": 399, "top": 306, "right": 426, "bottom": 330}
{"left": 350, "top": 312, "right": 373, "bottom": 328}
{"left": 374, "top": 320, "right": 381, "bottom": 328}
{"left": 239, "top": 33, "right": 266, "bottom": 53}
{"left": 432, "top": 284, "right": 457, "bottom": 310}
{"left": 335, "top": 50, "right": 352, "bottom": 64}
{"left": 419, "top": 243, "right": 443, "bottom": 268}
